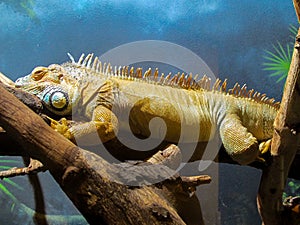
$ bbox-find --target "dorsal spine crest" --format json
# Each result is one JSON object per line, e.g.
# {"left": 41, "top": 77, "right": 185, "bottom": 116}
{"left": 66, "top": 53, "right": 280, "bottom": 110}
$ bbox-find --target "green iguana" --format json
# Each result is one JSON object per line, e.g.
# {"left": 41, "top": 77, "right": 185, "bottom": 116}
{"left": 14, "top": 53, "right": 279, "bottom": 165}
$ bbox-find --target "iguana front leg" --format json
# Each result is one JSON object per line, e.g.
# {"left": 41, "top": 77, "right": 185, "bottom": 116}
{"left": 50, "top": 105, "right": 118, "bottom": 145}
{"left": 219, "top": 113, "right": 260, "bottom": 165}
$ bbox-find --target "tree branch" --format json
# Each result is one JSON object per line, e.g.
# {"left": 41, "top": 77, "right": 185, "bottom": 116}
{"left": 293, "top": 0, "right": 300, "bottom": 22}
{"left": 257, "top": 25, "right": 300, "bottom": 225}
{"left": 0, "top": 83, "right": 213, "bottom": 224}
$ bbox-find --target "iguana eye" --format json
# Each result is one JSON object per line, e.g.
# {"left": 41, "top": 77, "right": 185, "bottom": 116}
{"left": 42, "top": 89, "right": 69, "bottom": 112}
{"left": 31, "top": 67, "right": 48, "bottom": 81}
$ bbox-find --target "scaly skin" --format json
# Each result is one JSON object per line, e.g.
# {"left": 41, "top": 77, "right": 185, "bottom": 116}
{"left": 15, "top": 53, "right": 279, "bottom": 165}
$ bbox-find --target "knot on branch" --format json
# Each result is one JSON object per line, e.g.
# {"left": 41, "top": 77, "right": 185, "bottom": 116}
{"left": 146, "top": 144, "right": 182, "bottom": 170}
{"left": 62, "top": 165, "right": 82, "bottom": 186}
{"left": 150, "top": 203, "right": 171, "bottom": 221}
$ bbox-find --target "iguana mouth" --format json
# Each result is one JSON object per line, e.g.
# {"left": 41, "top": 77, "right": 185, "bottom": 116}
{"left": 15, "top": 75, "right": 32, "bottom": 88}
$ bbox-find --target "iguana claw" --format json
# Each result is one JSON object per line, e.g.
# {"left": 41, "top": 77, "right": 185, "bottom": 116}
{"left": 48, "top": 116, "right": 73, "bottom": 140}
{"left": 259, "top": 139, "right": 272, "bottom": 155}
{"left": 254, "top": 139, "right": 272, "bottom": 163}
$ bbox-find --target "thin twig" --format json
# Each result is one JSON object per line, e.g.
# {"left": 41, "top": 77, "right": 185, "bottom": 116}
{"left": 0, "top": 159, "right": 46, "bottom": 179}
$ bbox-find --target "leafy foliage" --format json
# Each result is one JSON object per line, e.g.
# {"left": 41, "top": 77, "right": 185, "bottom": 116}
{"left": 0, "top": 157, "right": 23, "bottom": 203}
{"left": 289, "top": 25, "right": 298, "bottom": 39}
{"left": 283, "top": 179, "right": 300, "bottom": 200}
{"left": 263, "top": 43, "right": 292, "bottom": 83}
{"left": 263, "top": 25, "right": 297, "bottom": 83}
{"left": 0, "top": 0, "right": 38, "bottom": 21}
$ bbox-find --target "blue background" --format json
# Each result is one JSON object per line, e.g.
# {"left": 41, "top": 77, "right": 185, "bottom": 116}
{"left": 0, "top": 1, "right": 297, "bottom": 224}
{"left": 0, "top": 0, "right": 297, "bottom": 100}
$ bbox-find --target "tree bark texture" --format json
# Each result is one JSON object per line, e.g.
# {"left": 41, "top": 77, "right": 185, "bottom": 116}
{"left": 0, "top": 84, "right": 198, "bottom": 225}
{"left": 257, "top": 24, "right": 300, "bottom": 225}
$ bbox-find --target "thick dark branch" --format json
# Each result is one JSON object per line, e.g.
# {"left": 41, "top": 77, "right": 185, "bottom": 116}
{"left": 0, "top": 83, "right": 211, "bottom": 224}
{"left": 257, "top": 26, "right": 300, "bottom": 225}
{"left": 2, "top": 81, "right": 300, "bottom": 177}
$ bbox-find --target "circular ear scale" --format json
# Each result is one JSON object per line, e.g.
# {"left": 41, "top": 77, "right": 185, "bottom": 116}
{"left": 43, "top": 88, "right": 69, "bottom": 112}
{"left": 50, "top": 91, "right": 68, "bottom": 110}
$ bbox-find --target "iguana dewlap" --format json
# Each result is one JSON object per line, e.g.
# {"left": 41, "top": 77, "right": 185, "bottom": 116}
{"left": 15, "top": 53, "right": 279, "bottom": 165}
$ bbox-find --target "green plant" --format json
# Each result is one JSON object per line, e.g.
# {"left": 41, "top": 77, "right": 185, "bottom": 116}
{"left": 263, "top": 25, "right": 297, "bottom": 83}
{"left": 1, "top": 0, "right": 38, "bottom": 21}
{"left": 20, "top": 0, "right": 36, "bottom": 20}
{"left": 0, "top": 157, "right": 23, "bottom": 203}
{"left": 263, "top": 43, "right": 292, "bottom": 82}
{"left": 283, "top": 179, "right": 300, "bottom": 200}
{"left": 289, "top": 25, "right": 298, "bottom": 39}
{"left": 0, "top": 158, "right": 87, "bottom": 223}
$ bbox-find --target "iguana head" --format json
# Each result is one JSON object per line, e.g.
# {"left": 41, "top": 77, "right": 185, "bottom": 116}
{"left": 15, "top": 64, "right": 80, "bottom": 116}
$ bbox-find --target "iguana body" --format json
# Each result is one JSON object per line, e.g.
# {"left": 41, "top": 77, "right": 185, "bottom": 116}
{"left": 15, "top": 53, "right": 279, "bottom": 165}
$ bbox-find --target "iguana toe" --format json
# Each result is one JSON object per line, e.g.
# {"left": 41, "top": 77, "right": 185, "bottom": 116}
{"left": 50, "top": 117, "right": 73, "bottom": 140}
{"left": 94, "top": 121, "right": 116, "bottom": 142}
{"left": 259, "top": 139, "right": 272, "bottom": 155}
